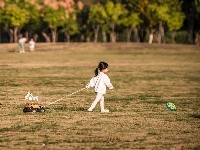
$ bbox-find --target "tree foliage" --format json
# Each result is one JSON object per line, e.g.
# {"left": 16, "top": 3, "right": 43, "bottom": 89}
{"left": 3, "top": 3, "right": 28, "bottom": 28}
{"left": 89, "top": 4, "right": 106, "bottom": 26}
{"left": 0, "top": 0, "right": 28, "bottom": 42}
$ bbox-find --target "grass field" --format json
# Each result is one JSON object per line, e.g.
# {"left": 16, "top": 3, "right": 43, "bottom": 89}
{"left": 0, "top": 43, "right": 199, "bottom": 150}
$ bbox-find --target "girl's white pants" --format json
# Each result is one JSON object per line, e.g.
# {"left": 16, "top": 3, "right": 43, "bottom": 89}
{"left": 88, "top": 93, "right": 105, "bottom": 111}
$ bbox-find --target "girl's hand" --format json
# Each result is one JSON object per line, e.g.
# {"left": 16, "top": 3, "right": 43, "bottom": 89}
{"left": 85, "top": 83, "right": 90, "bottom": 89}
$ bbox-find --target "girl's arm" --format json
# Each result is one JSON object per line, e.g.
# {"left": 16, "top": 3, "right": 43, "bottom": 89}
{"left": 104, "top": 75, "right": 114, "bottom": 89}
{"left": 85, "top": 77, "right": 95, "bottom": 89}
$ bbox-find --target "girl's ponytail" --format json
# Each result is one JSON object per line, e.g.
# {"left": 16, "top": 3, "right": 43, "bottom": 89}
{"left": 94, "top": 62, "right": 108, "bottom": 76}
{"left": 94, "top": 68, "right": 98, "bottom": 76}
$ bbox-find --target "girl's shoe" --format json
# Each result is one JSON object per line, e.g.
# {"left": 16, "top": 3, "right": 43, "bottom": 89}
{"left": 101, "top": 109, "right": 109, "bottom": 113}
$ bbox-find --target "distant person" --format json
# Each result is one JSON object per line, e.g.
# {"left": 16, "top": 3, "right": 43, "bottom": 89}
{"left": 29, "top": 38, "right": 35, "bottom": 52}
{"left": 85, "top": 62, "right": 114, "bottom": 112}
{"left": 18, "top": 37, "right": 27, "bottom": 53}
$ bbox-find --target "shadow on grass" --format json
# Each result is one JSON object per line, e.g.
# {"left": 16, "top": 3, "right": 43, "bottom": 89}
{"left": 189, "top": 114, "right": 200, "bottom": 119}
{"left": 8, "top": 49, "right": 17, "bottom": 53}
{"left": 53, "top": 106, "right": 87, "bottom": 112}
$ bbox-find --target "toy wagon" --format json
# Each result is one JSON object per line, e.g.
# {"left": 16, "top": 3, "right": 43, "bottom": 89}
{"left": 23, "top": 103, "right": 45, "bottom": 112}
{"left": 23, "top": 91, "right": 45, "bottom": 113}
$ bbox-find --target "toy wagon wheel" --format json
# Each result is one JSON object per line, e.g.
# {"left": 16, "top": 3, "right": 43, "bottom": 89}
{"left": 39, "top": 106, "right": 45, "bottom": 112}
{"left": 29, "top": 106, "right": 35, "bottom": 113}
{"left": 23, "top": 108, "right": 27, "bottom": 112}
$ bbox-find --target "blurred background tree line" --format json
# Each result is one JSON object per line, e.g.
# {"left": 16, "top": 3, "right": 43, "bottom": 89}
{"left": 0, "top": 0, "right": 199, "bottom": 45}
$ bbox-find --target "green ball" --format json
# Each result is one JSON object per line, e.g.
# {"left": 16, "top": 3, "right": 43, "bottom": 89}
{"left": 166, "top": 102, "right": 177, "bottom": 111}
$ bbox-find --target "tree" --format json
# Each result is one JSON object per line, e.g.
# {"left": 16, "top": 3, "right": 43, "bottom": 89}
{"left": 24, "top": 0, "right": 41, "bottom": 41}
{"left": 62, "top": 17, "right": 79, "bottom": 42}
{"left": 39, "top": 0, "right": 83, "bottom": 43}
{"left": 1, "top": 1, "right": 28, "bottom": 43}
{"left": 131, "top": 0, "right": 158, "bottom": 43}
{"left": 88, "top": 3, "right": 107, "bottom": 42}
{"left": 140, "top": 1, "right": 171, "bottom": 44}
{"left": 41, "top": 1, "right": 65, "bottom": 43}
{"left": 103, "top": 1, "right": 128, "bottom": 42}
{"left": 0, "top": 1, "right": 5, "bottom": 24}
{"left": 121, "top": 0, "right": 142, "bottom": 42}
{"left": 77, "top": 1, "right": 95, "bottom": 42}
{"left": 122, "top": 13, "right": 142, "bottom": 42}
{"left": 61, "top": 0, "right": 83, "bottom": 42}
{"left": 0, "top": 1, "right": 5, "bottom": 42}
{"left": 167, "top": 12, "right": 185, "bottom": 44}
{"left": 153, "top": 4, "right": 170, "bottom": 43}
{"left": 182, "top": 0, "right": 200, "bottom": 44}
{"left": 136, "top": 0, "right": 185, "bottom": 44}
{"left": 194, "top": 0, "right": 200, "bottom": 45}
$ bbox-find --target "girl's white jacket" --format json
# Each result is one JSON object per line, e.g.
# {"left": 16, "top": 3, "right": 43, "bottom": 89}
{"left": 86, "top": 72, "right": 113, "bottom": 94}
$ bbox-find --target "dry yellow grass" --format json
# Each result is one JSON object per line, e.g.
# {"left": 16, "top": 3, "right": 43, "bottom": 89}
{"left": 0, "top": 43, "right": 199, "bottom": 149}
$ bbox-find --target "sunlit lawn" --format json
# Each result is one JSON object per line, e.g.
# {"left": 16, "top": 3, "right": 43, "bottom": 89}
{"left": 0, "top": 43, "right": 199, "bottom": 149}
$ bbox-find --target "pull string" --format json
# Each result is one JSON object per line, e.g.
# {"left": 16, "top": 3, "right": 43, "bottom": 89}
{"left": 43, "top": 88, "right": 86, "bottom": 107}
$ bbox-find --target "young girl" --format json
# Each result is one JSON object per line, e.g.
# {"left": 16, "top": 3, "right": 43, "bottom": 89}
{"left": 29, "top": 38, "right": 35, "bottom": 52}
{"left": 86, "top": 62, "right": 114, "bottom": 112}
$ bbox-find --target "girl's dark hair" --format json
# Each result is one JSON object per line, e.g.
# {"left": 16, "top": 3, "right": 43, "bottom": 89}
{"left": 94, "top": 62, "right": 108, "bottom": 76}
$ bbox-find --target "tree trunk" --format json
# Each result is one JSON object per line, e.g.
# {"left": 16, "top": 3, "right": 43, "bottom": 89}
{"left": 25, "top": 31, "right": 29, "bottom": 41}
{"left": 109, "top": 23, "right": 116, "bottom": 43}
{"left": 110, "top": 32, "right": 116, "bottom": 43}
{"left": 157, "top": 34, "right": 161, "bottom": 44}
{"left": 8, "top": 29, "right": 14, "bottom": 43}
{"left": 0, "top": 29, "right": 1, "bottom": 43}
{"left": 86, "top": 37, "right": 90, "bottom": 42}
{"left": 149, "top": 33, "right": 153, "bottom": 44}
{"left": 93, "top": 25, "right": 100, "bottom": 43}
{"left": 194, "top": 32, "right": 199, "bottom": 45}
{"left": 158, "top": 21, "right": 165, "bottom": 44}
{"left": 127, "top": 28, "right": 132, "bottom": 42}
{"left": 13, "top": 27, "right": 18, "bottom": 43}
{"left": 65, "top": 32, "right": 70, "bottom": 42}
{"left": 171, "top": 31, "right": 176, "bottom": 44}
{"left": 133, "top": 27, "right": 140, "bottom": 42}
{"left": 139, "top": 28, "right": 146, "bottom": 42}
{"left": 33, "top": 34, "right": 38, "bottom": 42}
{"left": 51, "top": 29, "right": 57, "bottom": 43}
{"left": 149, "top": 29, "right": 155, "bottom": 44}
{"left": 102, "top": 29, "right": 107, "bottom": 43}
{"left": 81, "top": 34, "right": 85, "bottom": 42}
{"left": 41, "top": 32, "right": 50, "bottom": 42}
{"left": 188, "top": 12, "right": 194, "bottom": 44}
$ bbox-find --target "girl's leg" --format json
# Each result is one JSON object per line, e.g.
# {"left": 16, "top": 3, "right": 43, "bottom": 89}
{"left": 99, "top": 95, "right": 105, "bottom": 111}
{"left": 19, "top": 42, "right": 23, "bottom": 53}
{"left": 21, "top": 44, "right": 25, "bottom": 53}
{"left": 100, "top": 95, "right": 109, "bottom": 112}
{"left": 88, "top": 93, "right": 103, "bottom": 111}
